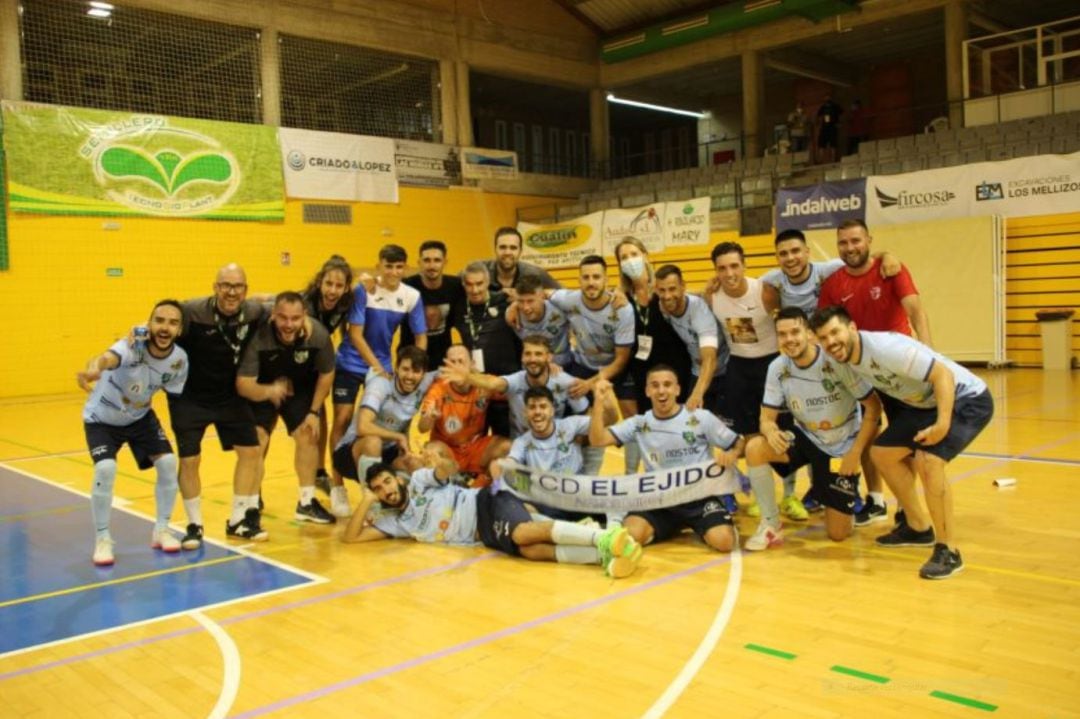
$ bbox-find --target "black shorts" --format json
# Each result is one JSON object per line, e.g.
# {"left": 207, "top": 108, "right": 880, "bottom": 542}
{"left": 818, "top": 126, "right": 838, "bottom": 148}
{"left": 703, "top": 373, "right": 727, "bottom": 420}
{"left": 331, "top": 439, "right": 399, "bottom": 481}
{"left": 769, "top": 428, "right": 857, "bottom": 514}
{"left": 874, "top": 389, "right": 993, "bottom": 461}
{"left": 628, "top": 496, "right": 733, "bottom": 544}
{"left": 724, "top": 354, "right": 777, "bottom": 435}
{"left": 167, "top": 394, "right": 258, "bottom": 457}
{"left": 332, "top": 370, "right": 366, "bottom": 405}
{"left": 251, "top": 388, "right": 316, "bottom": 435}
{"left": 84, "top": 411, "right": 172, "bottom": 470}
{"left": 475, "top": 486, "right": 533, "bottom": 556}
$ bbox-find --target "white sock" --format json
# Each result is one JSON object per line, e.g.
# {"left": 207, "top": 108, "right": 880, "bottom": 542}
{"left": 330, "top": 485, "right": 349, "bottom": 505}
{"left": 869, "top": 491, "right": 885, "bottom": 506}
{"left": 551, "top": 520, "right": 601, "bottom": 546}
{"left": 555, "top": 545, "right": 600, "bottom": 565}
{"left": 782, "top": 472, "right": 797, "bottom": 498}
{"left": 183, "top": 496, "right": 203, "bottom": 526}
{"left": 152, "top": 454, "right": 178, "bottom": 533}
{"left": 748, "top": 464, "right": 781, "bottom": 527}
{"left": 299, "top": 485, "right": 315, "bottom": 505}
{"left": 242, "top": 494, "right": 260, "bottom": 510}
{"left": 230, "top": 496, "right": 247, "bottom": 524}
{"left": 91, "top": 459, "right": 117, "bottom": 541}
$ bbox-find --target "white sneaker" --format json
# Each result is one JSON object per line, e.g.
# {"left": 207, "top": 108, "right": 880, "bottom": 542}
{"left": 330, "top": 486, "right": 352, "bottom": 518}
{"left": 93, "top": 537, "right": 115, "bottom": 566}
{"left": 744, "top": 522, "right": 783, "bottom": 552}
{"left": 152, "top": 529, "right": 182, "bottom": 553}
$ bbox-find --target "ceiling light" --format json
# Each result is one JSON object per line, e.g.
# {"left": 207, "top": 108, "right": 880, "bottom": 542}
{"left": 87, "top": 7, "right": 112, "bottom": 18}
{"left": 606, "top": 93, "right": 706, "bottom": 118}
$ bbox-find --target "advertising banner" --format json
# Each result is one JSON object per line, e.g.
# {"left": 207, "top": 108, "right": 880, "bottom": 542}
{"left": 864, "top": 165, "right": 969, "bottom": 226}
{"left": 461, "top": 147, "right": 518, "bottom": 180}
{"left": 518, "top": 211, "right": 604, "bottom": 269}
{"left": 663, "top": 196, "right": 711, "bottom": 246}
{"left": 775, "top": 179, "right": 866, "bottom": 231}
{"left": 602, "top": 202, "right": 666, "bottom": 253}
{"left": 279, "top": 128, "right": 398, "bottom": 203}
{"left": 1, "top": 101, "right": 284, "bottom": 220}
{"left": 395, "top": 139, "right": 459, "bottom": 187}
{"left": 500, "top": 459, "right": 738, "bottom": 513}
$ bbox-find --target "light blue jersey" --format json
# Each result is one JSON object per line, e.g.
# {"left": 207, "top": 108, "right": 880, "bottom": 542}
{"left": 337, "top": 282, "right": 427, "bottom": 375}
{"left": 515, "top": 301, "right": 572, "bottom": 366}
{"left": 762, "top": 347, "right": 873, "bottom": 456}
{"left": 761, "top": 259, "right": 845, "bottom": 314}
{"left": 337, "top": 371, "right": 437, "bottom": 450}
{"left": 851, "top": 331, "right": 988, "bottom": 409}
{"left": 507, "top": 416, "right": 591, "bottom": 474}
{"left": 503, "top": 370, "right": 588, "bottom": 438}
{"left": 662, "top": 294, "right": 728, "bottom": 377}
{"left": 371, "top": 467, "right": 480, "bottom": 545}
{"left": 83, "top": 340, "right": 188, "bottom": 426}
{"left": 609, "top": 407, "right": 738, "bottom": 471}
{"left": 549, "top": 290, "right": 635, "bottom": 371}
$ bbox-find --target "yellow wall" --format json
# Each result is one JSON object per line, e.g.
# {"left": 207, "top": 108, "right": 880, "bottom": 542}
{"left": 0, "top": 187, "right": 567, "bottom": 398}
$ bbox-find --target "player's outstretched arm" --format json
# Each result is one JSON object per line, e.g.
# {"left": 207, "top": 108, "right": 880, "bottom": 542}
{"left": 76, "top": 350, "right": 120, "bottom": 392}
{"left": 341, "top": 488, "right": 389, "bottom": 543}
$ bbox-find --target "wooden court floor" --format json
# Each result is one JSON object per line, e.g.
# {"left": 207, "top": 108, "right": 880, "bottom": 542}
{"left": 0, "top": 367, "right": 1078, "bottom": 718}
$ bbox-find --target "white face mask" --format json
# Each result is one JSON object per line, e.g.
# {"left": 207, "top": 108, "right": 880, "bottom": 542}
{"left": 620, "top": 256, "right": 646, "bottom": 280}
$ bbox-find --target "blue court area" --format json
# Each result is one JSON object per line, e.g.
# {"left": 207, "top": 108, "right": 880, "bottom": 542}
{"left": 0, "top": 466, "right": 315, "bottom": 656}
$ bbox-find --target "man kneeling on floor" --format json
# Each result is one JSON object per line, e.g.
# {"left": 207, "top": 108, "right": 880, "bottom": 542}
{"left": 341, "top": 446, "right": 642, "bottom": 578}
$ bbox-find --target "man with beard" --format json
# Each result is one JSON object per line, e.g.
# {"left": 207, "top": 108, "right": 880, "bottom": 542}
{"left": 453, "top": 262, "right": 521, "bottom": 437}
{"left": 342, "top": 450, "right": 641, "bottom": 579}
{"left": 484, "top": 226, "right": 561, "bottom": 298}
{"left": 78, "top": 300, "right": 189, "bottom": 565}
{"left": 743, "top": 307, "right": 882, "bottom": 551}
{"left": 810, "top": 306, "right": 993, "bottom": 579}
{"left": 819, "top": 219, "right": 932, "bottom": 525}
{"left": 438, "top": 335, "right": 587, "bottom": 439}
{"left": 589, "top": 368, "right": 744, "bottom": 553}
{"left": 171, "top": 263, "right": 269, "bottom": 546}
{"left": 237, "top": 292, "right": 336, "bottom": 524}
{"left": 653, "top": 264, "right": 727, "bottom": 414}
{"left": 334, "top": 345, "right": 436, "bottom": 485}
{"left": 401, "top": 240, "right": 461, "bottom": 368}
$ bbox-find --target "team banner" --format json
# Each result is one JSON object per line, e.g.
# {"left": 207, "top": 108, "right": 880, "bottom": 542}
{"left": 518, "top": 211, "right": 605, "bottom": 269}
{"left": 865, "top": 151, "right": 1080, "bottom": 226}
{"left": 775, "top": 179, "right": 866, "bottom": 231}
{"left": 279, "top": 128, "right": 398, "bottom": 203}
{"left": 602, "top": 202, "right": 666, "bottom": 253}
{"left": 499, "top": 459, "right": 738, "bottom": 513}
{"left": 1, "top": 101, "right": 284, "bottom": 220}
{"left": 461, "top": 147, "right": 518, "bottom": 180}
{"left": 663, "top": 196, "right": 711, "bottom": 246}
{"left": 395, "top": 139, "right": 460, "bottom": 187}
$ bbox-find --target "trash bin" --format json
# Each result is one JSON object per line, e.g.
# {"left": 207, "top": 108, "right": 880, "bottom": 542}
{"left": 1036, "top": 309, "right": 1075, "bottom": 370}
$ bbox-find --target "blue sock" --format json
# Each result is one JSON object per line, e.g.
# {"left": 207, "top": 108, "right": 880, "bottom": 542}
{"left": 153, "top": 454, "right": 179, "bottom": 533}
{"left": 91, "top": 459, "right": 117, "bottom": 541}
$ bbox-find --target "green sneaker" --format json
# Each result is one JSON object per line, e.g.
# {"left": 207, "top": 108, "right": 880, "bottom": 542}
{"left": 780, "top": 494, "right": 809, "bottom": 521}
{"left": 596, "top": 526, "right": 643, "bottom": 578}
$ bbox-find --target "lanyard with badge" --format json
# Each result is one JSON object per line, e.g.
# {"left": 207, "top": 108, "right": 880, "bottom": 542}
{"left": 212, "top": 299, "right": 247, "bottom": 366}
{"left": 464, "top": 298, "right": 491, "bottom": 372}
{"left": 634, "top": 297, "right": 653, "bottom": 361}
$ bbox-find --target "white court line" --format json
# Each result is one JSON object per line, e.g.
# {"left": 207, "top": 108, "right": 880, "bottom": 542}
{"left": 641, "top": 548, "right": 744, "bottom": 719}
{"left": 191, "top": 611, "right": 241, "bottom": 719}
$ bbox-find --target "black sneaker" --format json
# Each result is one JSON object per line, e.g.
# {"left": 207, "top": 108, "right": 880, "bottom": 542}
{"left": 875, "top": 523, "right": 935, "bottom": 547}
{"left": 919, "top": 543, "right": 964, "bottom": 579}
{"left": 315, "top": 469, "right": 331, "bottom": 496}
{"left": 226, "top": 508, "right": 269, "bottom": 541}
{"left": 894, "top": 508, "right": 907, "bottom": 528}
{"left": 258, "top": 494, "right": 264, "bottom": 511}
{"left": 180, "top": 523, "right": 204, "bottom": 550}
{"left": 295, "top": 497, "right": 335, "bottom": 524}
{"left": 854, "top": 496, "right": 888, "bottom": 526}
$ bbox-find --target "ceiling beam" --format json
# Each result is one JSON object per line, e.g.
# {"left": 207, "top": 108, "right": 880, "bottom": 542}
{"left": 764, "top": 47, "right": 856, "bottom": 87}
{"left": 548, "top": 0, "right": 605, "bottom": 36}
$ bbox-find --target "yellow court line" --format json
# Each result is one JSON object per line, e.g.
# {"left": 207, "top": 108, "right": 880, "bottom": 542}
{"left": 0, "top": 555, "right": 247, "bottom": 610}
{"left": 860, "top": 546, "right": 1080, "bottom": 588}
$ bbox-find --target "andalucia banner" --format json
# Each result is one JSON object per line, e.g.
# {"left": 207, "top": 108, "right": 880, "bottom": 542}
{"left": 1, "top": 101, "right": 284, "bottom": 221}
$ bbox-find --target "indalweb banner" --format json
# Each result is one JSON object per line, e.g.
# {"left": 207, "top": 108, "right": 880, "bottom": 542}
{"left": 775, "top": 179, "right": 866, "bottom": 231}
{"left": 499, "top": 459, "right": 738, "bottom": 512}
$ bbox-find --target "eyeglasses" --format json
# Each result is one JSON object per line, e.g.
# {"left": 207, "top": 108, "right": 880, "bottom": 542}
{"left": 216, "top": 282, "right": 247, "bottom": 293}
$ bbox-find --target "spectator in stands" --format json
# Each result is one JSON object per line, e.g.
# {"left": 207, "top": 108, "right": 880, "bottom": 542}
{"left": 816, "top": 94, "right": 843, "bottom": 164}
{"left": 786, "top": 102, "right": 810, "bottom": 153}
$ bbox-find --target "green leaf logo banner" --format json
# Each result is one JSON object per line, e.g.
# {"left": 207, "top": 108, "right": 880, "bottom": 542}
{"left": 99, "top": 146, "right": 233, "bottom": 196}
